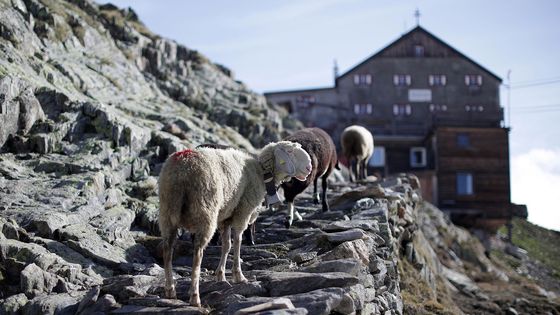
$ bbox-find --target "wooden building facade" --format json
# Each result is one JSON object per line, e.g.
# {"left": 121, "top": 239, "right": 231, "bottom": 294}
{"left": 265, "top": 26, "right": 513, "bottom": 231}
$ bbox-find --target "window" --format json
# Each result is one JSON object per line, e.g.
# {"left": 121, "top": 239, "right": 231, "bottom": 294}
{"left": 465, "top": 105, "right": 485, "bottom": 112}
{"left": 296, "top": 95, "right": 316, "bottom": 107}
{"left": 393, "top": 74, "right": 411, "bottom": 86}
{"left": 354, "top": 74, "right": 372, "bottom": 86}
{"left": 429, "top": 104, "right": 447, "bottom": 112}
{"left": 413, "top": 45, "right": 424, "bottom": 57}
{"left": 457, "top": 133, "right": 470, "bottom": 148}
{"left": 428, "top": 74, "right": 447, "bottom": 86}
{"left": 457, "top": 172, "right": 473, "bottom": 195}
{"left": 465, "top": 74, "right": 482, "bottom": 86}
{"left": 353, "top": 103, "right": 373, "bottom": 115}
{"left": 410, "top": 147, "right": 427, "bottom": 167}
{"left": 369, "top": 146, "right": 385, "bottom": 167}
{"left": 393, "top": 104, "right": 412, "bottom": 116}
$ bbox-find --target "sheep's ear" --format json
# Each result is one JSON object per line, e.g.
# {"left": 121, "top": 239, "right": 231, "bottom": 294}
{"left": 274, "top": 146, "right": 296, "bottom": 176}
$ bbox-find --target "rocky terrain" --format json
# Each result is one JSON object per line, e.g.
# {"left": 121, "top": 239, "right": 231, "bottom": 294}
{"left": 0, "top": 0, "right": 559, "bottom": 314}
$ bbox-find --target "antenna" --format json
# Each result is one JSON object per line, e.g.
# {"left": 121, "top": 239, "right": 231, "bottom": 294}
{"left": 414, "top": 8, "right": 421, "bottom": 26}
{"left": 507, "top": 70, "right": 511, "bottom": 128}
{"left": 333, "top": 59, "right": 339, "bottom": 82}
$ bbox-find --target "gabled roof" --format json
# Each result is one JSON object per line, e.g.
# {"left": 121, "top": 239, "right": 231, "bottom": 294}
{"left": 336, "top": 26, "right": 502, "bottom": 83}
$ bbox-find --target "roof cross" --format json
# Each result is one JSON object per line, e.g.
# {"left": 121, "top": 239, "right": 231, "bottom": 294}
{"left": 414, "top": 8, "right": 421, "bottom": 26}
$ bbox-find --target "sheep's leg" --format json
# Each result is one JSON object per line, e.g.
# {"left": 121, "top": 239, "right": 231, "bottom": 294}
{"left": 347, "top": 157, "right": 355, "bottom": 183}
{"left": 361, "top": 159, "right": 368, "bottom": 180}
{"left": 231, "top": 228, "right": 248, "bottom": 283}
{"left": 355, "top": 159, "right": 361, "bottom": 182}
{"left": 313, "top": 176, "right": 320, "bottom": 204}
{"left": 321, "top": 175, "right": 329, "bottom": 212}
{"left": 243, "top": 223, "right": 255, "bottom": 246}
{"left": 215, "top": 225, "right": 231, "bottom": 283}
{"left": 189, "top": 246, "right": 203, "bottom": 307}
{"left": 190, "top": 229, "right": 212, "bottom": 307}
{"left": 162, "top": 228, "right": 178, "bottom": 299}
{"left": 285, "top": 201, "right": 303, "bottom": 228}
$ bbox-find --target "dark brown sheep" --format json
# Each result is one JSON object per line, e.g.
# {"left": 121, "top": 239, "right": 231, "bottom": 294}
{"left": 281, "top": 127, "right": 339, "bottom": 227}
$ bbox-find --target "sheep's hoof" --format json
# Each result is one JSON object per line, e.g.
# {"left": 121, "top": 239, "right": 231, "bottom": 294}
{"left": 284, "top": 217, "right": 292, "bottom": 229}
{"left": 189, "top": 293, "right": 201, "bottom": 307}
{"left": 232, "top": 273, "right": 248, "bottom": 283}
{"left": 164, "top": 286, "right": 177, "bottom": 299}
{"left": 243, "top": 228, "right": 255, "bottom": 246}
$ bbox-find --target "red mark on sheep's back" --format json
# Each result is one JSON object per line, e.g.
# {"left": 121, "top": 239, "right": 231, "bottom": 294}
{"left": 172, "top": 149, "right": 198, "bottom": 161}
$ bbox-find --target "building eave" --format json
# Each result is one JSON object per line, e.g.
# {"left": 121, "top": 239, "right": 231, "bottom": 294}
{"left": 264, "top": 86, "right": 334, "bottom": 96}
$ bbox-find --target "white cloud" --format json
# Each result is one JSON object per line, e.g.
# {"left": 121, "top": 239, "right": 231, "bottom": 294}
{"left": 511, "top": 148, "right": 560, "bottom": 231}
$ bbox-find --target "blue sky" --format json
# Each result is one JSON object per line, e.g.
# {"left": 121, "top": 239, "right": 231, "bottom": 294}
{"left": 104, "top": 0, "right": 560, "bottom": 231}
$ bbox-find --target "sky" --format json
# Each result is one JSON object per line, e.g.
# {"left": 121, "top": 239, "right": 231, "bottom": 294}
{"left": 104, "top": 0, "right": 560, "bottom": 231}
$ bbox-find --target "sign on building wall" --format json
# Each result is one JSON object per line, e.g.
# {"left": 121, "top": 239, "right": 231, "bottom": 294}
{"left": 408, "top": 89, "right": 432, "bottom": 102}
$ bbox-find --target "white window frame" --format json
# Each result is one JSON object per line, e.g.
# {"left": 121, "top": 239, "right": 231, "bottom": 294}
{"left": 354, "top": 74, "right": 372, "bottom": 86}
{"left": 369, "top": 146, "right": 385, "bottom": 167}
{"left": 354, "top": 103, "right": 373, "bottom": 115}
{"left": 410, "top": 147, "right": 427, "bottom": 168}
{"left": 429, "top": 74, "right": 447, "bottom": 86}
{"left": 393, "top": 74, "right": 411, "bottom": 86}
{"left": 429, "top": 104, "right": 448, "bottom": 112}
{"left": 393, "top": 104, "right": 412, "bottom": 116}
{"left": 366, "top": 103, "right": 372, "bottom": 114}
{"left": 465, "top": 74, "right": 482, "bottom": 86}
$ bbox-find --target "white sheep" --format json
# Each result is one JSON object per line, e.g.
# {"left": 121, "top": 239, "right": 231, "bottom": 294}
{"left": 158, "top": 141, "right": 312, "bottom": 307}
{"left": 340, "top": 125, "right": 374, "bottom": 182}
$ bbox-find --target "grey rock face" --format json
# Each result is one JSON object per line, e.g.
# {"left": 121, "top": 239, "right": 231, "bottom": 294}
{"left": 0, "top": 293, "right": 29, "bottom": 315}
{"left": 256, "top": 271, "right": 359, "bottom": 297}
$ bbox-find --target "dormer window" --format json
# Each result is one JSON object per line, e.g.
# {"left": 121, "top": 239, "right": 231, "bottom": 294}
{"left": 413, "top": 45, "right": 424, "bottom": 57}
{"left": 429, "top": 75, "right": 447, "bottom": 86}
{"left": 354, "top": 74, "right": 372, "bottom": 86}
{"left": 393, "top": 74, "right": 411, "bottom": 86}
{"left": 465, "top": 74, "right": 482, "bottom": 86}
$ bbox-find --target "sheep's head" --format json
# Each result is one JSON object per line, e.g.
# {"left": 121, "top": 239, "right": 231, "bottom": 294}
{"left": 273, "top": 141, "right": 312, "bottom": 183}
